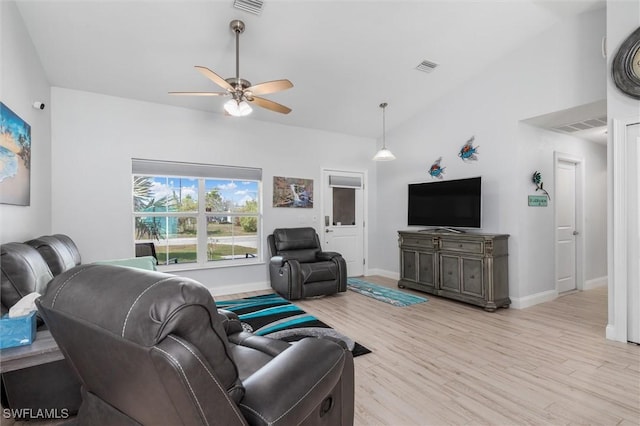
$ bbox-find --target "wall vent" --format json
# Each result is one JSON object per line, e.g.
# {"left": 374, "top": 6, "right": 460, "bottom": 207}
{"left": 233, "top": 0, "right": 263, "bottom": 15}
{"left": 416, "top": 60, "right": 439, "bottom": 73}
{"left": 551, "top": 116, "right": 607, "bottom": 134}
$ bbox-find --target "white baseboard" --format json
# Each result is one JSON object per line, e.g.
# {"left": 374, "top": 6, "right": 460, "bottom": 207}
{"left": 583, "top": 276, "right": 608, "bottom": 290}
{"left": 209, "top": 281, "right": 270, "bottom": 297}
{"left": 606, "top": 324, "right": 628, "bottom": 342}
{"left": 510, "top": 289, "right": 558, "bottom": 310}
{"left": 365, "top": 268, "right": 399, "bottom": 280}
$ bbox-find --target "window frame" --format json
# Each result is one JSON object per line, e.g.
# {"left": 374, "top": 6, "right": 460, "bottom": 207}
{"left": 132, "top": 159, "right": 263, "bottom": 271}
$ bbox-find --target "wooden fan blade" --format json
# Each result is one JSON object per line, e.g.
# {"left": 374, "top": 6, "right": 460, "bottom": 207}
{"left": 249, "top": 96, "right": 292, "bottom": 114}
{"left": 195, "top": 66, "right": 233, "bottom": 91}
{"left": 168, "top": 91, "right": 228, "bottom": 96}
{"left": 247, "top": 79, "right": 293, "bottom": 96}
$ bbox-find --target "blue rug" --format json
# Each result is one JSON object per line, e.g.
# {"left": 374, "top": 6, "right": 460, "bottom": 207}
{"left": 347, "top": 278, "right": 428, "bottom": 307}
{"left": 216, "top": 293, "right": 371, "bottom": 357}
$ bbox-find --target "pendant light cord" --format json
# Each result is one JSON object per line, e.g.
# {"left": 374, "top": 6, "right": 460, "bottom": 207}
{"left": 380, "top": 102, "right": 388, "bottom": 149}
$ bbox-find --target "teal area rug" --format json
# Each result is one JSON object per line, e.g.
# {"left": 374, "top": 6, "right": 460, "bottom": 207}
{"left": 216, "top": 293, "right": 371, "bottom": 357}
{"left": 347, "top": 278, "right": 428, "bottom": 307}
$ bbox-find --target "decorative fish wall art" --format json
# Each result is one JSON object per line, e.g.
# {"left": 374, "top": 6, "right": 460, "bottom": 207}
{"left": 459, "top": 136, "right": 479, "bottom": 162}
{"left": 428, "top": 157, "right": 446, "bottom": 179}
{"left": 532, "top": 171, "right": 550, "bottom": 200}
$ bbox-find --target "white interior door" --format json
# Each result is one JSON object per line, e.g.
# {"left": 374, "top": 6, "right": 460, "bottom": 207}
{"left": 322, "top": 170, "right": 365, "bottom": 277}
{"left": 556, "top": 160, "right": 578, "bottom": 293}
{"left": 627, "top": 129, "right": 640, "bottom": 343}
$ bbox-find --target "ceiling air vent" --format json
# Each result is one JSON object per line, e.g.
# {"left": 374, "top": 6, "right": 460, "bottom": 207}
{"left": 233, "top": 0, "right": 263, "bottom": 15}
{"left": 416, "top": 60, "right": 439, "bottom": 73}
{"left": 551, "top": 116, "right": 608, "bottom": 134}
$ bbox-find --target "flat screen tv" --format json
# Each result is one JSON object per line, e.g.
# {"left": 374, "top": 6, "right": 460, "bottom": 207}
{"left": 407, "top": 177, "right": 481, "bottom": 230}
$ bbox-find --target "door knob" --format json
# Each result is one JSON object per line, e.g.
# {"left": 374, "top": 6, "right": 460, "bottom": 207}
{"left": 573, "top": 230, "right": 579, "bottom": 236}
{"left": 325, "top": 229, "right": 333, "bottom": 233}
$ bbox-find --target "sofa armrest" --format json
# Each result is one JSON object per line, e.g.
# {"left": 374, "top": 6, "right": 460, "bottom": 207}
{"left": 228, "top": 331, "right": 290, "bottom": 357}
{"left": 217, "top": 309, "right": 244, "bottom": 335}
{"left": 268, "top": 257, "right": 302, "bottom": 300}
{"left": 270, "top": 255, "right": 285, "bottom": 267}
{"left": 317, "top": 252, "right": 347, "bottom": 293}
{"left": 239, "top": 338, "right": 351, "bottom": 425}
{"left": 316, "top": 251, "right": 342, "bottom": 261}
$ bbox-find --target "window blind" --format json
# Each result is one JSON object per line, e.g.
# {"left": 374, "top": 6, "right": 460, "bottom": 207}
{"left": 329, "top": 175, "right": 362, "bottom": 188}
{"left": 132, "top": 158, "right": 262, "bottom": 181}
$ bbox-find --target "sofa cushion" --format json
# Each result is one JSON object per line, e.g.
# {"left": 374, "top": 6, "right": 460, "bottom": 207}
{"left": 272, "top": 228, "right": 319, "bottom": 251}
{"left": 0, "top": 243, "right": 53, "bottom": 316}
{"left": 26, "top": 234, "right": 81, "bottom": 276}
{"left": 272, "top": 228, "right": 321, "bottom": 263}
{"left": 300, "top": 262, "right": 337, "bottom": 284}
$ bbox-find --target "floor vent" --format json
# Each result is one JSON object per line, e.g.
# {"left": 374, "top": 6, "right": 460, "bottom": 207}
{"left": 416, "top": 60, "right": 439, "bottom": 73}
{"left": 233, "top": 0, "right": 263, "bottom": 15}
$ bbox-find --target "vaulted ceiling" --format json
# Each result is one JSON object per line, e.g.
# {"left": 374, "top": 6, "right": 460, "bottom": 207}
{"left": 16, "top": 0, "right": 605, "bottom": 139}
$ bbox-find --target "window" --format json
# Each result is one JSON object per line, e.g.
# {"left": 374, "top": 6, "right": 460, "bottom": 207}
{"left": 132, "top": 159, "right": 261, "bottom": 268}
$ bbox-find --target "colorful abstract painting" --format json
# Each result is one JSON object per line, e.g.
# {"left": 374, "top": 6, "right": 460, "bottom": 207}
{"left": 273, "top": 176, "right": 313, "bottom": 208}
{"left": 0, "top": 102, "right": 31, "bottom": 206}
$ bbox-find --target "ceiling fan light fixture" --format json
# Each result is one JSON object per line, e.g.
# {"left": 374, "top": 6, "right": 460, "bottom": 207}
{"left": 224, "top": 99, "right": 253, "bottom": 117}
{"left": 373, "top": 102, "right": 396, "bottom": 161}
{"left": 170, "top": 20, "right": 292, "bottom": 115}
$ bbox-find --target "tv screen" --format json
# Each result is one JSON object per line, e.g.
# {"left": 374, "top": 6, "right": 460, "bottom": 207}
{"left": 408, "top": 177, "right": 481, "bottom": 229}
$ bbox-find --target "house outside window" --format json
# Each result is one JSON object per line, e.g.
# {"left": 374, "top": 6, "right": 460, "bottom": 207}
{"left": 132, "top": 159, "right": 262, "bottom": 268}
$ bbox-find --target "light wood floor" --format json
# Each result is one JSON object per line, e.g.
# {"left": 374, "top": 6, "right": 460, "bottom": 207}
{"left": 220, "top": 277, "right": 640, "bottom": 426}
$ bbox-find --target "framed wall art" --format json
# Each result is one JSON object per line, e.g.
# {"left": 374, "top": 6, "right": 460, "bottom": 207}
{"left": 273, "top": 176, "right": 313, "bottom": 208}
{"left": 0, "top": 102, "right": 31, "bottom": 206}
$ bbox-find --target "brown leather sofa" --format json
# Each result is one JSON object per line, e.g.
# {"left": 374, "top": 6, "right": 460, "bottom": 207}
{"left": 268, "top": 227, "right": 348, "bottom": 300}
{"left": 37, "top": 264, "right": 355, "bottom": 425}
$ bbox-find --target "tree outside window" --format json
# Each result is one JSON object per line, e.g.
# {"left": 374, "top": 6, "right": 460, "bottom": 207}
{"left": 133, "top": 175, "right": 260, "bottom": 266}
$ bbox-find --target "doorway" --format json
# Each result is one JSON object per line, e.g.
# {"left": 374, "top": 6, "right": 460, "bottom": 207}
{"left": 321, "top": 169, "right": 366, "bottom": 277}
{"left": 555, "top": 152, "right": 584, "bottom": 294}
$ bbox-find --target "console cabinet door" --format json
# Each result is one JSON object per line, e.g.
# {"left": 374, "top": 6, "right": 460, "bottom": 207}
{"left": 418, "top": 252, "right": 435, "bottom": 286}
{"left": 461, "top": 257, "right": 484, "bottom": 298}
{"left": 402, "top": 249, "right": 417, "bottom": 282}
{"left": 440, "top": 255, "right": 460, "bottom": 292}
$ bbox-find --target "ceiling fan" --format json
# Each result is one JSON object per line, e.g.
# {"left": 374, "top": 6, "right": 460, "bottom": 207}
{"left": 169, "top": 19, "right": 293, "bottom": 116}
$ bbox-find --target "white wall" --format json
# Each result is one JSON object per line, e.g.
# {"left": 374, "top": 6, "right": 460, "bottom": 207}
{"left": 0, "top": 1, "right": 52, "bottom": 243}
{"left": 518, "top": 125, "right": 607, "bottom": 302}
{"left": 371, "top": 7, "right": 607, "bottom": 304}
{"left": 51, "top": 88, "right": 376, "bottom": 293}
{"left": 606, "top": 0, "right": 640, "bottom": 341}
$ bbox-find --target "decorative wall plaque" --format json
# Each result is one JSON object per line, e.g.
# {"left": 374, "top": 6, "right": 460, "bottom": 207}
{"left": 612, "top": 26, "right": 640, "bottom": 100}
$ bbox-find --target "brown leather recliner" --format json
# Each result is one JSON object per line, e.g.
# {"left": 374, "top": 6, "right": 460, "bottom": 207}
{"left": 268, "top": 227, "right": 347, "bottom": 300}
{"left": 36, "top": 264, "right": 354, "bottom": 425}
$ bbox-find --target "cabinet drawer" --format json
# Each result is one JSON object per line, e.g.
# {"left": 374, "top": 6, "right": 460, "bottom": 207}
{"left": 440, "top": 239, "right": 483, "bottom": 254}
{"left": 402, "top": 237, "right": 433, "bottom": 249}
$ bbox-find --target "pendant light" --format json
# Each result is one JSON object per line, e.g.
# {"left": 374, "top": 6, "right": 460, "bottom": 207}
{"left": 372, "top": 102, "right": 396, "bottom": 161}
